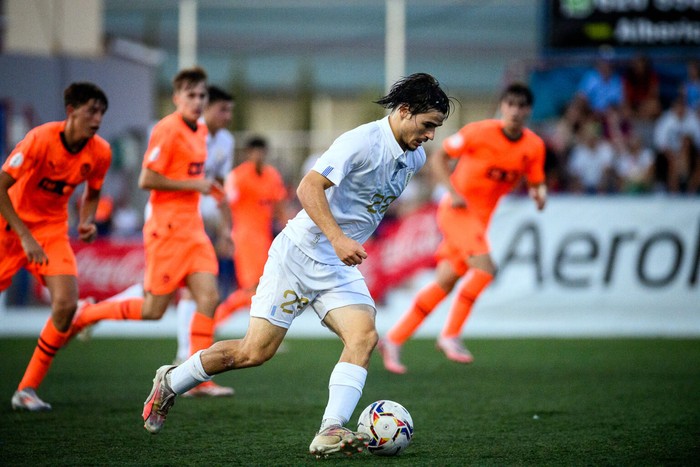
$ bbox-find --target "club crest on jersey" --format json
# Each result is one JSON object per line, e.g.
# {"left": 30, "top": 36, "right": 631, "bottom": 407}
{"left": 80, "top": 163, "right": 91, "bottom": 177}
{"left": 405, "top": 169, "right": 415, "bottom": 186}
{"left": 8, "top": 153, "right": 24, "bottom": 168}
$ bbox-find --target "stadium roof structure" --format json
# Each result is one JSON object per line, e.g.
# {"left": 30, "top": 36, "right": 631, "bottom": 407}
{"left": 104, "top": 0, "right": 541, "bottom": 95}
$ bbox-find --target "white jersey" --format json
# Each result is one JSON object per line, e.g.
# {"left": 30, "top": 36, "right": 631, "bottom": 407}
{"left": 205, "top": 128, "right": 235, "bottom": 181}
{"left": 283, "top": 115, "right": 426, "bottom": 265}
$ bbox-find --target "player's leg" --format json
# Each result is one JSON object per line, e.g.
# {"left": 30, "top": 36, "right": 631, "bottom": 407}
{"left": 174, "top": 287, "right": 196, "bottom": 364}
{"left": 380, "top": 259, "right": 461, "bottom": 374}
{"left": 214, "top": 287, "right": 254, "bottom": 324}
{"left": 214, "top": 243, "right": 262, "bottom": 325}
{"left": 13, "top": 274, "right": 78, "bottom": 411}
{"left": 181, "top": 272, "right": 233, "bottom": 396}
{"left": 309, "top": 304, "right": 375, "bottom": 457}
{"left": 437, "top": 253, "right": 495, "bottom": 363}
{"left": 143, "top": 316, "right": 287, "bottom": 434}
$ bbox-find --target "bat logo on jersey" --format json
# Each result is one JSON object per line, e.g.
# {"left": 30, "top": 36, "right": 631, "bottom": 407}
{"left": 8, "top": 153, "right": 24, "bottom": 168}
{"left": 38, "top": 177, "right": 76, "bottom": 195}
{"left": 486, "top": 166, "right": 520, "bottom": 183}
{"left": 188, "top": 162, "right": 204, "bottom": 175}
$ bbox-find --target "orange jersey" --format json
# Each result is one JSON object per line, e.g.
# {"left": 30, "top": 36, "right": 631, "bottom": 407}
{"left": 224, "top": 160, "right": 287, "bottom": 245}
{"left": 2, "top": 121, "right": 111, "bottom": 232}
{"left": 443, "top": 119, "right": 545, "bottom": 224}
{"left": 143, "top": 112, "right": 208, "bottom": 228}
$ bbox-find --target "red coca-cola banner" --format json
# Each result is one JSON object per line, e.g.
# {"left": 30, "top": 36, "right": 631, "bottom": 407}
{"left": 70, "top": 238, "right": 145, "bottom": 301}
{"left": 58, "top": 205, "right": 439, "bottom": 304}
{"left": 359, "top": 203, "right": 441, "bottom": 303}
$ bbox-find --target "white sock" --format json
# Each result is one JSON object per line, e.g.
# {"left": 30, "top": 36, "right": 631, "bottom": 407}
{"left": 175, "top": 299, "right": 197, "bottom": 362}
{"left": 169, "top": 350, "right": 212, "bottom": 394}
{"left": 105, "top": 283, "right": 144, "bottom": 302}
{"left": 320, "top": 362, "right": 367, "bottom": 430}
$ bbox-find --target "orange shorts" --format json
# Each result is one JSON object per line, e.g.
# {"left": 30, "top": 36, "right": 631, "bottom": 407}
{"left": 143, "top": 220, "right": 218, "bottom": 296}
{"left": 435, "top": 196, "right": 490, "bottom": 276}
{"left": 0, "top": 222, "right": 77, "bottom": 291}
{"left": 232, "top": 235, "right": 271, "bottom": 290}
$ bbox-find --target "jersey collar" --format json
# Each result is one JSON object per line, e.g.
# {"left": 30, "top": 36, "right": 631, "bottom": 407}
{"left": 379, "top": 116, "right": 407, "bottom": 161}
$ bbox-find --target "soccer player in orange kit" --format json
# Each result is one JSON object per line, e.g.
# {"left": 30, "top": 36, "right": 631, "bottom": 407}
{"left": 70, "top": 67, "right": 232, "bottom": 396}
{"left": 213, "top": 135, "right": 289, "bottom": 326}
{"left": 1, "top": 82, "right": 111, "bottom": 411}
{"left": 379, "top": 82, "right": 547, "bottom": 374}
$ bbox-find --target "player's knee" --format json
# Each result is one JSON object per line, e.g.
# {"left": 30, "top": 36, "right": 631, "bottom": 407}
{"left": 348, "top": 328, "right": 378, "bottom": 356}
{"left": 51, "top": 298, "right": 77, "bottom": 331}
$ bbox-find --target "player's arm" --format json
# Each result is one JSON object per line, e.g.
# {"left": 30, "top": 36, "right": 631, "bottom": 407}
{"left": 0, "top": 171, "right": 47, "bottom": 264}
{"left": 429, "top": 147, "right": 466, "bottom": 208}
{"left": 138, "top": 167, "right": 224, "bottom": 198}
{"left": 77, "top": 185, "right": 102, "bottom": 243}
{"left": 296, "top": 170, "right": 367, "bottom": 266}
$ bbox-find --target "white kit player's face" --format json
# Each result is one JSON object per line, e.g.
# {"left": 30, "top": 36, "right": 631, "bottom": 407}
{"left": 398, "top": 108, "right": 446, "bottom": 151}
{"left": 204, "top": 100, "right": 233, "bottom": 132}
{"left": 174, "top": 81, "right": 208, "bottom": 124}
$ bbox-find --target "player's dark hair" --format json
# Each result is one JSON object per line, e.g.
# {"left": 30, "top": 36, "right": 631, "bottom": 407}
{"left": 64, "top": 82, "right": 108, "bottom": 111}
{"left": 173, "top": 66, "right": 207, "bottom": 91}
{"left": 374, "top": 73, "right": 453, "bottom": 118}
{"left": 208, "top": 85, "right": 234, "bottom": 104}
{"left": 500, "top": 82, "right": 534, "bottom": 106}
{"left": 246, "top": 135, "right": 267, "bottom": 150}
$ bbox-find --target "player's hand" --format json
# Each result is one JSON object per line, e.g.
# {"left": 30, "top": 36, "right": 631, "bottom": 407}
{"left": 208, "top": 181, "right": 226, "bottom": 203}
{"left": 528, "top": 184, "right": 547, "bottom": 211}
{"left": 331, "top": 235, "right": 368, "bottom": 266}
{"left": 20, "top": 234, "right": 48, "bottom": 265}
{"left": 450, "top": 192, "right": 467, "bottom": 209}
{"left": 78, "top": 222, "right": 98, "bottom": 243}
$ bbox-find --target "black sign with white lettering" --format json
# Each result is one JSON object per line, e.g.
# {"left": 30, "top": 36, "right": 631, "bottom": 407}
{"left": 545, "top": 0, "right": 700, "bottom": 50}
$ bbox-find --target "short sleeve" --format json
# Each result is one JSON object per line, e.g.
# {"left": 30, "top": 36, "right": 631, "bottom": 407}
{"left": 2, "top": 130, "right": 39, "bottom": 181}
{"left": 142, "top": 123, "right": 174, "bottom": 174}
{"left": 312, "top": 132, "right": 368, "bottom": 186}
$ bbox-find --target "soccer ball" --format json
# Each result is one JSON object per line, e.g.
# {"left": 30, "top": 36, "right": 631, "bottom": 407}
{"left": 357, "top": 400, "right": 414, "bottom": 456}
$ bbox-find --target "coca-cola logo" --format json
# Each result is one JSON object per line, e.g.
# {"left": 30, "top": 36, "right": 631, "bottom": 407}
{"left": 74, "top": 241, "right": 145, "bottom": 298}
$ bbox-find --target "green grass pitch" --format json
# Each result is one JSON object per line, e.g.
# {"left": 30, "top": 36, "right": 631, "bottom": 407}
{"left": 1, "top": 337, "right": 699, "bottom": 465}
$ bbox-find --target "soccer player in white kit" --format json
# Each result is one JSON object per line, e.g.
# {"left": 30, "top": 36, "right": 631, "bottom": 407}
{"left": 141, "top": 73, "right": 453, "bottom": 457}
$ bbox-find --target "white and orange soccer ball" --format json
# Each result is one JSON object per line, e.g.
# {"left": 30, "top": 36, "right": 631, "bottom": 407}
{"left": 357, "top": 400, "right": 414, "bottom": 456}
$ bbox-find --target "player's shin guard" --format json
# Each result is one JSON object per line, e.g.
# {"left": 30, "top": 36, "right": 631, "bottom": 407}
{"left": 441, "top": 269, "right": 493, "bottom": 338}
{"left": 18, "top": 318, "right": 70, "bottom": 390}
{"left": 321, "top": 362, "right": 367, "bottom": 429}
{"left": 189, "top": 312, "right": 214, "bottom": 354}
{"left": 386, "top": 282, "right": 448, "bottom": 345}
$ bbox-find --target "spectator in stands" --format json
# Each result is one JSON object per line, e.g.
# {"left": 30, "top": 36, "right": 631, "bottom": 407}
{"left": 622, "top": 53, "right": 661, "bottom": 121}
{"left": 614, "top": 132, "right": 655, "bottom": 194}
{"left": 567, "top": 120, "right": 617, "bottom": 194}
{"left": 681, "top": 59, "right": 700, "bottom": 115}
{"left": 653, "top": 95, "right": 700, "bottom": 193}
{"left": 576, "top": 55, "right": 624, "bottom": 117}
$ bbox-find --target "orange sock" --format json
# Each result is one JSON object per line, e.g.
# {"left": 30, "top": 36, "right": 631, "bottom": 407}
{"left": 386, "top": 282, "right": 448, "bottom": 345}
{"left": 441, "top": 269, "right": 493, "bottom": 338}
{"left": 190, "top": 312, "right": 214, "bottom": 354}
{"left": 18, "top": 318, "right": 71, "bottom": 390}
{"left": 214, "top": 289, "right": 254, "bottom": 325}
{"left": 73, "top": 298, "right": 143, "bottom": 330}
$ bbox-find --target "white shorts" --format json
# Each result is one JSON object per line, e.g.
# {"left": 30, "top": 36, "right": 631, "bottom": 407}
{"left": 250, "top": 232, "right": 376, "bottom": 329}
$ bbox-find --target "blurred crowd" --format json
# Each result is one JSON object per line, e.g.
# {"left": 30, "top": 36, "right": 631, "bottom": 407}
{"left": 536, "top": 55, "right": 700, "bottom": 195}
